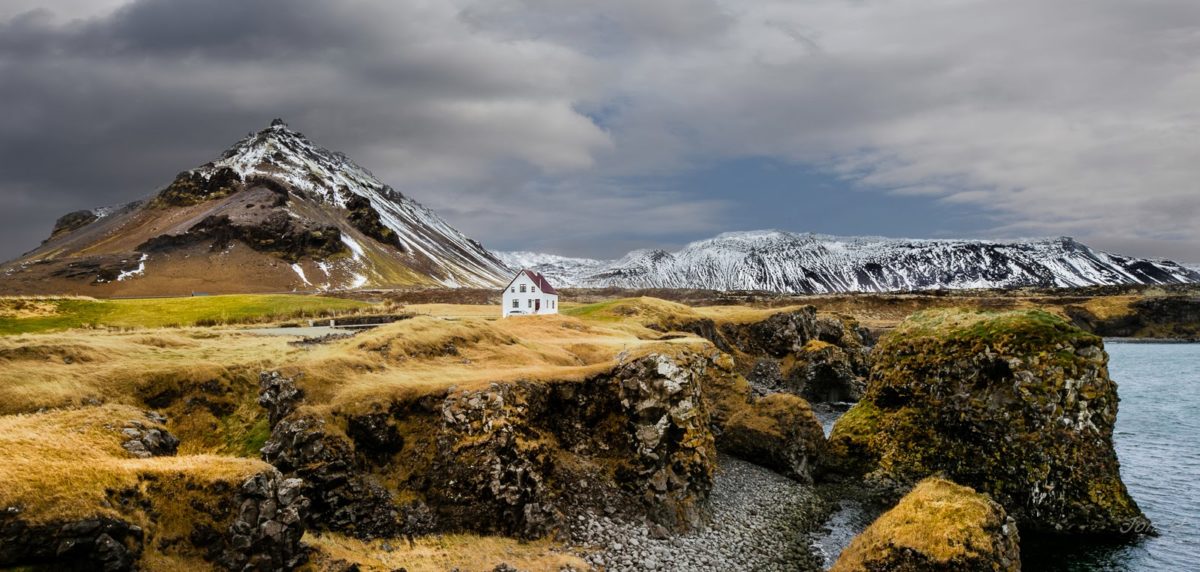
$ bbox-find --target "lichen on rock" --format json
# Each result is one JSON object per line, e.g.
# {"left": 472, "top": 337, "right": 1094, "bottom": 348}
{"left": 831, "top": 477, "right": 1021, "bottom": 572}
{"left": 828, "top": 309, "right": 1146, "bottom": 537}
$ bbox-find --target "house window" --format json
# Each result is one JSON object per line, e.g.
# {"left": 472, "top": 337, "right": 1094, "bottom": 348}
{"left": 511, "top": 299, "right": 519, "bottom": 308}
{"left": 528, "top": 299, "right": 533, "bottom": 308}
{"left": 510, "top": 287, "right": 514, "bottom": 293}
{"left": 520, "top": 284, "right": 526, "bottom": 293}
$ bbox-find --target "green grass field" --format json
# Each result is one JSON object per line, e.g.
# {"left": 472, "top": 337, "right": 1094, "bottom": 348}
{"left": 0, "top": 294, "right": 373, "bottom": 336}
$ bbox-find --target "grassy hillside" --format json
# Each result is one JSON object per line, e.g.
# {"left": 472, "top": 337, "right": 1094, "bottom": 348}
{"left": 0, "top": 294, "right": 372, "bottom": 335}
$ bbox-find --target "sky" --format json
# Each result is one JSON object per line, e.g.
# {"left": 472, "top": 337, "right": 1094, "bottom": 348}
{"left": 1, "top": 0, "right": 1198, "bottom": 264}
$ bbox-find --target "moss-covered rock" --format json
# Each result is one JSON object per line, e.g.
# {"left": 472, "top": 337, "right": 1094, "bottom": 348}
{"left": 261, "top": 352, "right": 718, "bottom": 541}
{"left": 679, "top": 306, "right": 871, "bottom": 402}
{"left": 719, "top": 392, "right": 826, "bottom": 483}
{"left": 831, "top": 477, "right": 1020, "bottom": 572}
{"left": 828, "top": 309, "right": 1145, "bottom": 537}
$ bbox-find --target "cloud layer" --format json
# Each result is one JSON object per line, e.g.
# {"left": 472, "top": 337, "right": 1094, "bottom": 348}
{"left": 2, "top": 0, "right": 1198, "bottom": 262}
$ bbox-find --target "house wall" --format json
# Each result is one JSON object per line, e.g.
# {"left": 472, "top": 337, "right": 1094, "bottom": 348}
{"left": 502, "top": 273, "right": 559, "bottom": 317}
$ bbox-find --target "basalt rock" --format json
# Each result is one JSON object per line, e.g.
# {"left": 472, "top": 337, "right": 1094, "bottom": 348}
{"left": 407, "top": 353, "right": 714, "bottom": 537}
{"left": 345, "top": 195, "right": 403, "bottom": 251}
{"left": 0, "top": 469, "right": 307, "bottom": 572}
{"left": 1065, "top": 295, "right": 1200, "bottom": 339}
{"left": 785, "top": 341, "right": 867, "bottom": 402}
{"left": 259, "top": 371, "right": 305, "bottom": 426}
{"left": 151, "top": 166, "right": 243, "bottom": 207}
{"left": 828, "top": 309, "right": 1146, "bottom": 537}
{"left": 0, "top": 514, "right": 142, "bottom": 572}
{"left": 138, "top": 211, "right": 346, "bottom": 264}
{"left": 217, "top": 471, "right": 309, "bottom": 571}
{"left": 719, "top": 393, "right": 826, "bottom": 483}
{"left": 260, "top": 412, "right": 403, "bottom": 539}
{"left": 119, "top": 411, "right": 180, "bottom": 458}
{"left": 831, "top": 477, "right": 1021, "bottom": 572}
{"left": 259, "top": 352, "right": 718, "bottom": 542}
{"left": 679, "top": 307, "right": 871, "bottom": 402}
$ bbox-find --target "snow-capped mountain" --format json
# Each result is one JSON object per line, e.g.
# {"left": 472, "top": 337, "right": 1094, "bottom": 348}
{"left": 493, "top": 251, "right": 606, "bottom": 286}
{"left": 0, "top": 120, "right": 510, "bottom": 295}
{"left": 498, "top": 230, "right": 1200, "bottom": 293}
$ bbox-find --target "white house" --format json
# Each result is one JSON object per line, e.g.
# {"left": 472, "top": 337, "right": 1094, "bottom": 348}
{"left": 502, "top": 269, "right": 559, "bottom": 317}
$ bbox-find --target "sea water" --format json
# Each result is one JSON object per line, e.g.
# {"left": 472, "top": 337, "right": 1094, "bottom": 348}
{"left": 1023, "top": 342, "right": 1200, "bottom": 570}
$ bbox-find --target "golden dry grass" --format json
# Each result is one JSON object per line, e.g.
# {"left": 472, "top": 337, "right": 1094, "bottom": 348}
{"left": 0, "top": 328, "right": 299, "bottom": 415}
{"left": 831, "top": 477, "right": 1002, "bottom": 570}
{"left": 405, "top": 303, "right": 502, "bottom": 319}
{"left": 563, "top": 297, "right": 700, "bottom": 328}
{"left": 285, "top": 313, "right": 707, "bottom": 413}
{"left": 0, "top": 404, "right": 269, "bottom": 524}
{"left": 306, "top": 532, "right": 588, "bottom": 572}
{"left": 691, "top": 304, "right": 815, "bottom": 324}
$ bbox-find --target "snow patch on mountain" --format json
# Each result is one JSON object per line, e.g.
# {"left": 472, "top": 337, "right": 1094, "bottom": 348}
{"left": 507, "top": 231, "right": 1200, "bottom": 293}
{"left": 116, "top": 254, "right": 149, "bottom": 282}
{"left": 494, "top": 251, "right": 607, "bottom": 286}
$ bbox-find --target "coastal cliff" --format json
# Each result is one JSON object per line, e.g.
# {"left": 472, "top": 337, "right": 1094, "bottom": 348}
{"left": 828, "top": 309, "right": 1146, "bottom": 537}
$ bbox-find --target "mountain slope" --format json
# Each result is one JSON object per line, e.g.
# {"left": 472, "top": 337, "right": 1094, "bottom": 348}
{"left": 499, "top": 231, "right": 1200, "bottom": 293}
{"left": 0, "top": 120, "right": 509, "bottom": 295}
{"left": 493, "top": 251, "right": 606, "bottom": 287}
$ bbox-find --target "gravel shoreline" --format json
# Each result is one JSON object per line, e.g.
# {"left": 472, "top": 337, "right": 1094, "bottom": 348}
{"left": 569, "top": 455, "right": 827, "bottom": 572}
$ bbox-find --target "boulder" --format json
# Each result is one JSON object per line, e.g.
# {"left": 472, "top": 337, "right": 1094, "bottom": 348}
{"left": 828, "top": 309, "right": 1145, "bottom": 537}
{"left": 719, "top": 393, "right": 826, "bottom": 483}
{"left": 119, "top": 411, "right": 179, "bottom": 458}
{"left": 831, "top": 477, "right": 1020, "bottom": 572}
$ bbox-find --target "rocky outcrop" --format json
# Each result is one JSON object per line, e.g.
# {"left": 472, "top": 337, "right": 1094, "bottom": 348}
{"left": 828, "top": 309, "right": 1146, "bottom": 537}
{"left": 345, "top": 195, "right": 403, "bottom": 250}
{"left": 261, "top": 412, "right": 403, "bottom": 539}
{"left": 831, "top": 477, "right": 1020, "bottom": 572}
{"left": 679, "top": 307, "right": 871, "bottom": 402}
{"left": 217, "top": 472, "right": 309, "bottom": 571}
{"left": 47, "top": 254, "right": 146, "bottom": 285}
{"left": 719, "top": 393, "right": 826, "bottom": 483}
{"left": 1, "top": 408, "right": 306, "bottom": 572}
{"left": 259, "top": 352, "right": 718, "bottom": 541}
{"left": 151, "top": 166, "right": 243, "bottom": 207}
{"left": 46, "top": 210, "right": 100, "bottom": 242}
{"left": 138, "top": 211, "right": 346, "bottom": 263}
{"left": 1066, "top": 296, "right": 1200, "bottom": 339}
{"left": 0, "top": 514, "right": 142, "bottom": 572}
{"left": 784, "top": 340, "right": 867, "bottom": 402}
{"left": 259, "top": 371, "right": 305, "bottom": 426}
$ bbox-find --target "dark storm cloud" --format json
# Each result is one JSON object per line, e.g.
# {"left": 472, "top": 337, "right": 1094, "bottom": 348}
{"left": 1, "top": 0, "right": 1199, "bottom": 263}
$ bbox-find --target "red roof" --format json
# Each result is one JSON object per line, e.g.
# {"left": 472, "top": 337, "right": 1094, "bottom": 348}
{"left": 506, "top": 269, "right": 558, "bottom": 295}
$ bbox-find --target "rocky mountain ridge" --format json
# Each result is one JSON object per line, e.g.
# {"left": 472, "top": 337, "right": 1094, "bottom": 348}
{"left": 498, "top": 230, "right": 1199, "bottom": 293}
